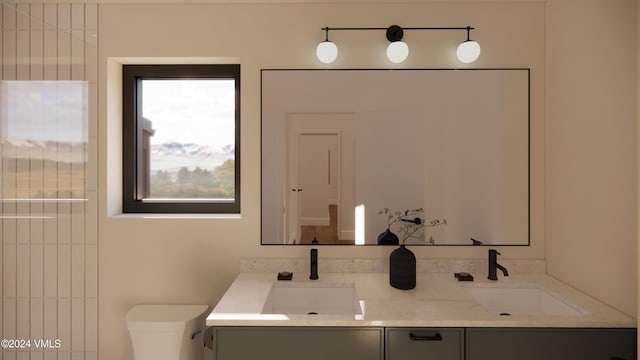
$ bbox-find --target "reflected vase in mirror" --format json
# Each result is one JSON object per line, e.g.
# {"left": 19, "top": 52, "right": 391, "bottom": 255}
{"left": 389, "top": 245, "right": 416, "bottom": 290}
{"left": 377, "top": 228, "right": 399, "bottom": 245}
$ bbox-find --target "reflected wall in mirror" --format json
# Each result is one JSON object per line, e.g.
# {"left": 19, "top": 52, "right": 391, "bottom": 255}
{"left": 261, "top": 69, "right": 529, "bottom": 246}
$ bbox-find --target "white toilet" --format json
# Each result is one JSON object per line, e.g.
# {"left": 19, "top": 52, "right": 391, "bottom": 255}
{"left": 127, "top": 304, "right": 210, "bottom": 360}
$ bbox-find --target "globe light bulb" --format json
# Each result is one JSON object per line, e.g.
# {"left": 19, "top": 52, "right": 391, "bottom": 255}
{"left": 387, "top": 41, "right": 409, "bottom": 64}
{"left": 456, "top": 40, "right": 481, "bottom": 63}
{"left": 316, "top": 41, "right": 338, "bottom": 64}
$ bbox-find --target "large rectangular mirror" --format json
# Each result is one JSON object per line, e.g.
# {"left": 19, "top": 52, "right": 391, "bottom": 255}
{"left": 261, "top": 69, "right": 529, "bottom": 246}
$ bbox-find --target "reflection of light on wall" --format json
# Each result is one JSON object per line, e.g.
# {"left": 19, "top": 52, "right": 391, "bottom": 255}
{"left": 355, "top": 300, "right": 366, "bottom": 320}
{"left": 355, "top": 204, "right": 365, "bottom": 245}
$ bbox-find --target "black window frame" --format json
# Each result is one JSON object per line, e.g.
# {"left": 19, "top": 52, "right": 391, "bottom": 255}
{"left": 122, "top": 64, "right": 241, "bottom": 214}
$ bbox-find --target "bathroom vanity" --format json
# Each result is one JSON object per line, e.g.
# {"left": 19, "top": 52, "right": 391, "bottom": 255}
{"left": 207, "top": 262, "right": 636, "bottom": 360}
{"left": 211, "top": 326, "right": 634, "bottom": 360}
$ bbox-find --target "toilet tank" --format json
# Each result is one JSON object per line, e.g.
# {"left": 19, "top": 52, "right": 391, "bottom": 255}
{"left": 127, "top": 304, "right": 209, "bottom": 360}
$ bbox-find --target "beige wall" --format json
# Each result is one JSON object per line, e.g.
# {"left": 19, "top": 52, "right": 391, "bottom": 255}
{"left": 545, "top": 0, "right": 637, "bottom": 318}
{"left": 96, "top": 1, "right": 632, "bottom": 359}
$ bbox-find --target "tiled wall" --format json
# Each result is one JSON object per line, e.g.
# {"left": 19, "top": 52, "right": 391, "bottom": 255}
{"left": 1, "top": 3, "right": 97, "bottom": 360}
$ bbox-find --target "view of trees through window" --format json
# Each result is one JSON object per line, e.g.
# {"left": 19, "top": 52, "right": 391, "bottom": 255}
{"left": 150, "top": 161, "right": 234, "bottom": 199}
{"left": 141, "top": 78, "right": 236, "bottom": 200}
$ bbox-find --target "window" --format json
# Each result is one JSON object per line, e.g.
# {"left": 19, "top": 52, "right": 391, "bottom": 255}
{"left": 122, "top": 64, "right": 240, "bottom": 213}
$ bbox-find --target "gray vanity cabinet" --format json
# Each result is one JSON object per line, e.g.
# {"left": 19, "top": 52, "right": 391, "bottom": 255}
{"left": 211, "top": 326, "right": 635, "bottom": 360}
{"left": 213, "top": 326, "right": 384, "bottom": 360}
{"left": 466, "top": 328, "right": 637, "bottom": 360}
{"left": 386, "top": 328, "right": 464, "bottom": 360}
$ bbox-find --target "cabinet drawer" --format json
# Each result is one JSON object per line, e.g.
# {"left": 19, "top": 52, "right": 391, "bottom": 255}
{"left": 214, "top": 326, "right": 383, "bottom": 360}
{"left": 466, "top": 328, "right": 637, "bottom": 360}
{"left": 386, "top": 328, "right": 464, "bottom": 360}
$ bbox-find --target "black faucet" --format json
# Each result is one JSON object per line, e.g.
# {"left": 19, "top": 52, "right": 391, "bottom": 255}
{"left": 310, "top": 248, "right": 318, "bottom": 280}
{"left": 488, "top": 249, "right": 509, "bottom": 280}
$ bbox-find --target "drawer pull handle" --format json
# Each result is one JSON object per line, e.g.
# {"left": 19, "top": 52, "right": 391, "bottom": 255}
{"left": 409, "top": 332, "right": 442, "bottom": 341}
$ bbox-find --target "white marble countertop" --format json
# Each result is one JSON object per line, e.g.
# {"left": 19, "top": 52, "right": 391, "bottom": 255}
{"left": 207, "top": 270, "right": 636, "bottom": 328}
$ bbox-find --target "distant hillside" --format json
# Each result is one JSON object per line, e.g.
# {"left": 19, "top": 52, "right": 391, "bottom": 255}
{"left": 0, "top": 140, "right": 86, "bottom": 198}
{"left": 1, "top": 139, "right": 87, "bottom": 163}
{"left": 150, "top": 142, "right": 234, "bottom": 172}
{"left": 0, "top": 139, "right": 234, "bottom": 198}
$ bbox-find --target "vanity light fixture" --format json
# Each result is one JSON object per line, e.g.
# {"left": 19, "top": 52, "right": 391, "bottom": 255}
{"left": 316, "top": 25, "right": 481, "bottom": 64}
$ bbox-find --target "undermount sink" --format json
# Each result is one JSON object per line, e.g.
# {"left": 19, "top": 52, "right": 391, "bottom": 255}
{"left": 462, "top": 284, "right": 588, "bottom": 316}
{"left": 261, "top": 282, "right": 363, "bottom": 315}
